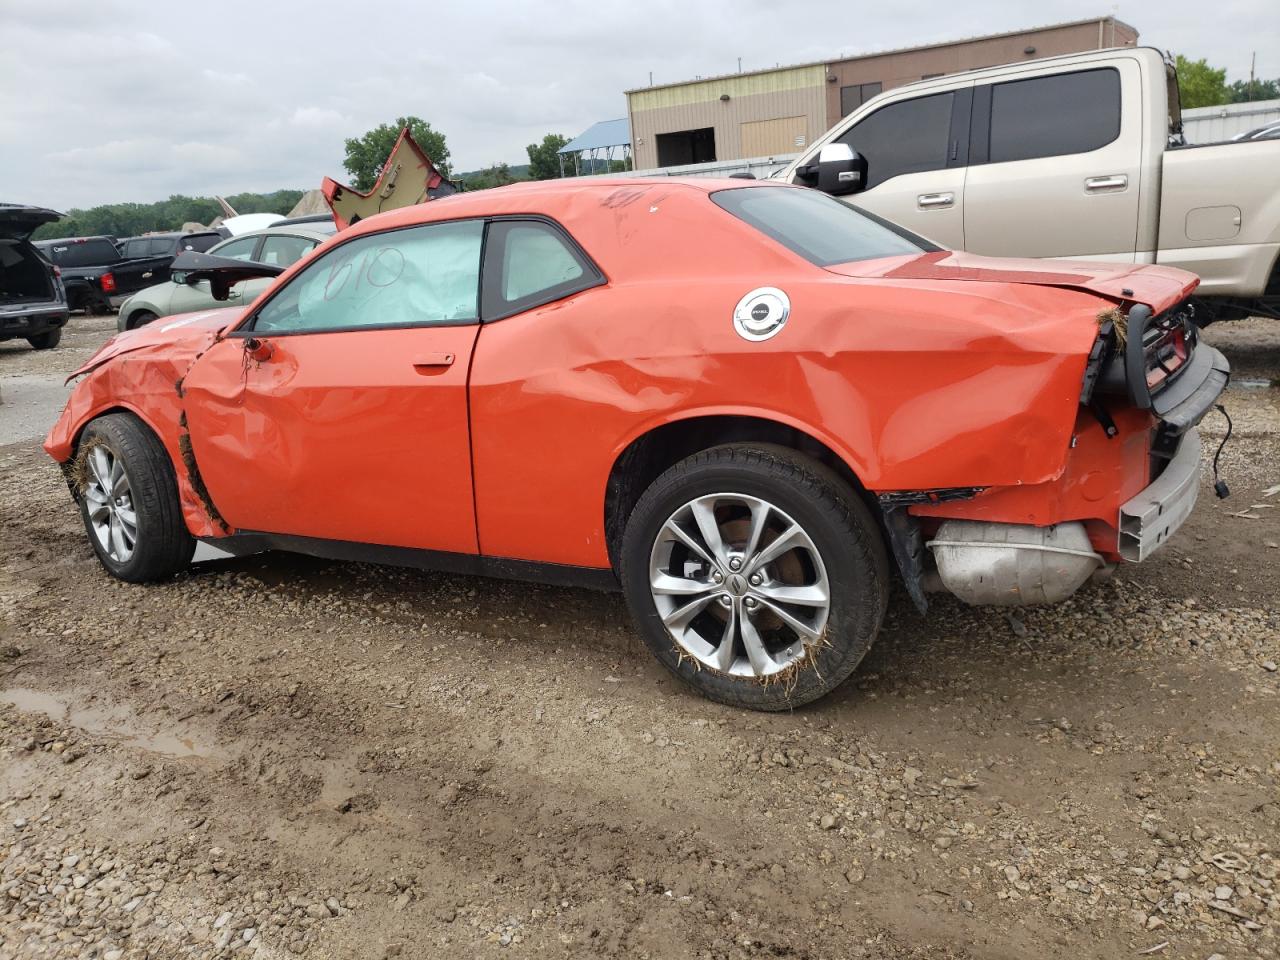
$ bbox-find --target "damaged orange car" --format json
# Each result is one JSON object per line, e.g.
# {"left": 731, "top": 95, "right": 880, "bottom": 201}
{"left": 46, "top": 179, "right": 1230, "bottom": 710}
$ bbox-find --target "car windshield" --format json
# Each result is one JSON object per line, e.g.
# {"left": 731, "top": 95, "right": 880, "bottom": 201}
{"left": 711, "top": 186, "right": 935, "bottom": 266}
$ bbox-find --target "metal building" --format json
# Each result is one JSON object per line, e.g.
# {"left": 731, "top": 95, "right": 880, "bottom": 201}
{"left": 625, "top": 16, "right": 1139, "bottom": 170}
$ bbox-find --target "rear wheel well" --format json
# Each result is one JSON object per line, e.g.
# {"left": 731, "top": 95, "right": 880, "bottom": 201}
{"left": 604, "top": 415, "right": 879, "bottom": 569}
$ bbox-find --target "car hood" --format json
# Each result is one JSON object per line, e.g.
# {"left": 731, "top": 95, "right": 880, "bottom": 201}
{"left": 0, "top": 202, "right": 62, "bottom": 240}
{"left": 66, "top": 307, "right": 246, "bottom": 384}
{"left": 828, "top": 250, "right": 1199, "bottom": 315}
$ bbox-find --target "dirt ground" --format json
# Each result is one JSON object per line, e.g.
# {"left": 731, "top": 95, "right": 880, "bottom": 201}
{"left": 1, "top": 315, "right": 1278, "bottom": 960}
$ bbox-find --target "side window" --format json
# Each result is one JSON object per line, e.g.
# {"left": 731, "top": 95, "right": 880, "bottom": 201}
{"left": 258, "top": 234, "right": 316, "bottom": 268}
{"left": 837, "top": 92, "right": 954, "bottom": 189}
{"left": 253, "top": 220, "right": 483, "bottom": 334}
{"left": 150, "top": 237, "right": 175, "bottom": 257}
{"left": 124, "top": 239, "right": 149, "bottom": 258}
{"left": 212, "top": 237, "right": 259, "bottom": 261}
{"left": 987, "top": 68, "right": 1121, "bottom": 163}
{"left": 481, "top": 220, "right": 602, "bottom": 320}
{"left": 187, "top": 234, "right": 222, "bottom": 253}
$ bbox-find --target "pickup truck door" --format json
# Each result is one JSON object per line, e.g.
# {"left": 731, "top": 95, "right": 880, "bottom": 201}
{"left": 962, "top": 61, "right": 1145, "bottom": 260}
{"left": 795, "top": 84, "right": 972, "bottom": 250}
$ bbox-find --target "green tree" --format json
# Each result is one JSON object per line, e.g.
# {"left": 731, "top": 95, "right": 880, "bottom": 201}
{"left": 342, "top": 117, "right": 451, "bottom": 191}
{"left": 526, "top": 134, "right": 571, "bottom": 180}
{"left": 461, "top": 163, "right": 524, "bottom": 192}
{"left": 31, "top": 190, "right": 304, "bottom": 241}
{"left": 1229, "top": 77, "right": 1280, "bottom": 102}
{"left": 1175, "top": 55, "right": 1229, "bottom": 109}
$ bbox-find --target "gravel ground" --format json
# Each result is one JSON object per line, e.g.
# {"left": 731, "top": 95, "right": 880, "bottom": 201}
{"left": 1, "top": 315, "right": 1278, "bottom": 959}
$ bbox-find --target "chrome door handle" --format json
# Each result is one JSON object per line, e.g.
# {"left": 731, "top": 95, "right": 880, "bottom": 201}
{"left": 917, "top": 192, "right": 955, "bottom": 209}
{"left": 412, "top": 353, "right": 455, "bottom": 369}
{"left": 1085, "top": 175, "right": 1128, "bottom": 192}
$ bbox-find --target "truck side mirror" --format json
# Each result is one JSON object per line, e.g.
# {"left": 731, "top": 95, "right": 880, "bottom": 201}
{"left": 817, "top": 143, "right": 867, "bottom": 196}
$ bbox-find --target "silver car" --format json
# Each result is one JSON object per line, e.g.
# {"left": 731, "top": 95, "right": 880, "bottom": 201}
{"left": 116, "top": 222, "right": 334, "bottom": 331}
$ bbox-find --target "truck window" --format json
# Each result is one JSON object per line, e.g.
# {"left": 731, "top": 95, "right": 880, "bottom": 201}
{"left": 836, "top": 92, "right": 954, "bottom": 189}
{"left": 46, "top": 239, "right": 119, "bottom": 267}
{"left": 987, "top": 68, "right": 1121, "bottom": 163}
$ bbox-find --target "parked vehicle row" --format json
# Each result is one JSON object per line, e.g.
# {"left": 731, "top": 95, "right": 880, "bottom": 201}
{"left": 116, "top": 224, "right": 333, "bottom": 330}
{"left": 46, "top": 177, "right": 1228, "bottom": 710}
{"left": 783, "top": 46, "right": 1280, "bottom": 323}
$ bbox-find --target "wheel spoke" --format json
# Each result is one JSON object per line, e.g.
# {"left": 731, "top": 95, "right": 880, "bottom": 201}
{"left": 661, "top": 520, "right": 717, "bottom": 569}
{"left": 109, "top": 456, "right": 125, "bottom": 492}
{"left": 661, "top": 594, "right": 715, "bottom": 632}
{"left": 739, "top": 613, "right": 776, "bottom": 676}
{"left": 109, "top": 514, "right": 129, "bottom": 560}
{"left": 741, "top": 499, "right": 771, "bottom": 566}
{"left": 689, "top": 498, "right": 728, "bottom": 566}
{"left": 757, "top": 596, "right": 823, "bottom": 642}
{"left": 708, "top": 600, "right": 739, "bottom": 672}
{"left": 651, "top": 572, "right": 716, "bottom": 597}
{"left": 755, "top": 582, "right": 829, "bottom": 608}
{"left": 746, "top": 523, "right": 806, "bottom": 575}
{"left": 90, "top": 447, "right": 113, "bottom": 494}
{"left": 116, "top": 503, "right": 138, "bottom": 533}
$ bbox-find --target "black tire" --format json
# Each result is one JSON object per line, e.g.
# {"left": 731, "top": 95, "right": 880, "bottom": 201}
{"left": 75, "top": 413, "right": 195, "bottom": 583}
{"left": 27, "top": 328, "right": 62, "bottom": 350}
{"left": 620, "top": 444, "right": 889, "bottom": 711}
{"left": 127, "top": 310, "right": 158, "bottom": 330}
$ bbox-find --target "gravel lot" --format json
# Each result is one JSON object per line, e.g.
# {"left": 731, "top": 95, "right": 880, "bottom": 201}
{"left": 1, "top": 314, "right": 1278, "bottom": 959}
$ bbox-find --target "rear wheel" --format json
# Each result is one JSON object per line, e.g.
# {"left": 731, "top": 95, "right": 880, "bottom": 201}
{"left": 620, "top": 444, "right": 889, "bottom": 711}
{"left": 76, "top": 413, "right": 195, "bottom": 582}
{"left": 27, "top": 328, "right": 61, "bottom": 350}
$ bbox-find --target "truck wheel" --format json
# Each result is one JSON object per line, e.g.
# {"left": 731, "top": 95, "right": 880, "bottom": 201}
{"left": 27, "top": 328, "right": 62, "bottom": 350}
{"left": 127, "top": 310, "right": 158, "bottom": 330}
{"left": 620, "top": 444, "right": 889, "bottom": 711}
{"left": 76, "top": 413, "right": 195, "bottom": 583}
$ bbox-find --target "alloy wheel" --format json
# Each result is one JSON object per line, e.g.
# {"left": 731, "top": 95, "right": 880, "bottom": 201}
{"left": 648, "top": 493, "right": 831, "bottom": 677}
{"left": 84, "top": 445, "right": 137, "bottom": 563}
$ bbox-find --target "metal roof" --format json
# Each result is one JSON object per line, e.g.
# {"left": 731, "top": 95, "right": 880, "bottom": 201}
{"left": 558, "top": 119, "right": 631, "bottom": 154}
{"left": 624, "top": 15, "right": 1137, "bottom": 94}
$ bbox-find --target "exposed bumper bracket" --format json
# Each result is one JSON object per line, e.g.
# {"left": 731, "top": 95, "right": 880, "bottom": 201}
{"left": 1118, "top": 427, "right": 1201, "bottom": 562}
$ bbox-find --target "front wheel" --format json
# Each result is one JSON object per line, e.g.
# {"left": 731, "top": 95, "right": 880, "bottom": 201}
{"left": 126, "top": 310, "right": 158, "bottom": 330}
{"left": 620, "top": 444, "right": 889, "bottom": 711}
{"left": 75, "top": 413, "right": 195, "bottom": 582}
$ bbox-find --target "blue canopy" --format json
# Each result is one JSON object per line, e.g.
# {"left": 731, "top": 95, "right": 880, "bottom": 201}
{"left": 558, "top": 119, "right": 631, "bottom": 154}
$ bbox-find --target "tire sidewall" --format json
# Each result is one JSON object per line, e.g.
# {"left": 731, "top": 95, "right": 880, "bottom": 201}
{"left": 620, "top": 447, "right": 887, "bottom": 710}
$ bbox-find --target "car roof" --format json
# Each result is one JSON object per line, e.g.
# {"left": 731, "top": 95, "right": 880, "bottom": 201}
{"left": 34, "top": 235, "right": 116, "bottom": 245}
{"left": 215, "top": 224, "right": 334, "bottom": 244}
{"left": 341, "top": 176, "right": 776, "bottom": 238}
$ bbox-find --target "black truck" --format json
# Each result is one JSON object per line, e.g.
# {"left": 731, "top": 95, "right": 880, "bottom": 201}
{"left": 31, "top": 232, "right": 218, "bottom": 314}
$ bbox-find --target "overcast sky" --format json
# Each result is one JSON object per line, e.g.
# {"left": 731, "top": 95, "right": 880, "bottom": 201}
{"left": 2, "top": 0, "right": 1276, "bottom": 211}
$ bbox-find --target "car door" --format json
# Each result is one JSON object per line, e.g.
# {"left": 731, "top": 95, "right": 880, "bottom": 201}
{"left": 961, "top": 63, "right": 1142, "bottom": 260}
{"left": 796, "top": 85, "right": 972, "bottom": 250}
{"left": 180, "top": 218, "right": 485, "bottom": 553}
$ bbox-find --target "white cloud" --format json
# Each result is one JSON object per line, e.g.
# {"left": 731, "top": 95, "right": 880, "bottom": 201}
{"left": 1, "top": 0, "right": 1276, "bottom": 209}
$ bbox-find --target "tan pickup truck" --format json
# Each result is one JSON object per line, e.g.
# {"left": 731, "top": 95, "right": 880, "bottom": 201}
{"left": 781, "top": 47, "right": 1280, "bottom": 322}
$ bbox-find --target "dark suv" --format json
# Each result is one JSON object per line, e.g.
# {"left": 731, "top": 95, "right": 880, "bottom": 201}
{"left": 0, "top": 203, "right": 69, "bottom": 350}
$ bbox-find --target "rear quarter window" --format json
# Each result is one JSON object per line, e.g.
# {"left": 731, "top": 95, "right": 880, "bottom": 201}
{"left": 987, "top": 68, "right": 1121, "bottom": 163}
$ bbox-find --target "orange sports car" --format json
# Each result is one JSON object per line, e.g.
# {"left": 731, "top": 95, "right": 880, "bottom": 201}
{"left": 46, "top": 178, "right": 1229, "bottom": 710}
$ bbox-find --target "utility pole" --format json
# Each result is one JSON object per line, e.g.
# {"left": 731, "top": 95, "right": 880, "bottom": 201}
{"left": 738, "top": 56, "right": 742, "bottom": 73}
{"left": 1248, "top": 51, "right": 1256, "bottom": 102}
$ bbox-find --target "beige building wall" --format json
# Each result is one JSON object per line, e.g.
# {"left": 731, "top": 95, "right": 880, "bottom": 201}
{"left": 625, "top": 17, "right": 1139, "bottom": 169}
{"left": 628, "top": 65, "right": 826, "bottom": 169}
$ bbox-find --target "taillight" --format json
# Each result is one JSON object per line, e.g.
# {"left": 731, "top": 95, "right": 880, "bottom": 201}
{"left": 53, "top": 266, "right": 62, "bottom": 278}
{"left": 100, "top": 272, "right": 117, "bottom": 293}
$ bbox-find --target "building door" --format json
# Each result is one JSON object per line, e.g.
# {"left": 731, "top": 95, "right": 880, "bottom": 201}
{"left": 656, "top": 128, "right": 716, "bottom": 167}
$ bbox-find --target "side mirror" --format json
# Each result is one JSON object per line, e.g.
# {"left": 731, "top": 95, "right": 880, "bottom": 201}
{"left": 172, "top": 271, "right": 189, "bottom": 285}
{"left": 817, "top": 143, "right": 867, "bottom": 196}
